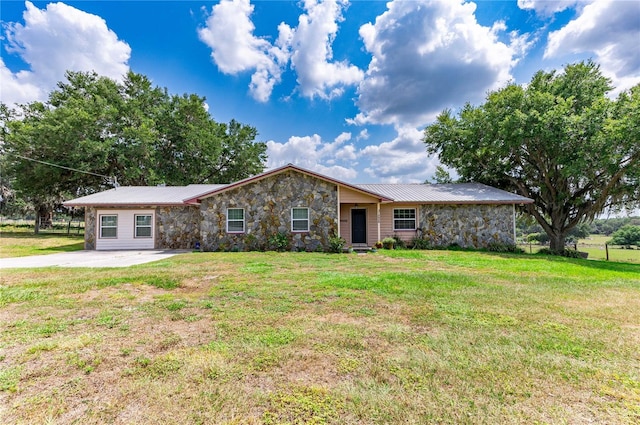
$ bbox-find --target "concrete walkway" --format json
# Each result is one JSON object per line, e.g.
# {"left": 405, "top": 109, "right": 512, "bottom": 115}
{"left": 0, "top": 250, "right": 188, "bottom": 269}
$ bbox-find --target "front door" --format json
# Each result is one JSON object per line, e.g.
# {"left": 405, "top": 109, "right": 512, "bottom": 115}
{"left": 351, "top": 209, "right": 367, "bottom": 244}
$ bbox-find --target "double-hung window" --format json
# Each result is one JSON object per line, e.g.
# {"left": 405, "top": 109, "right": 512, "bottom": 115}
{"left": 100, "top": 215, "right": 118, "bottom": 238}
{"left": 227, "top": 208, "right": 245, "bottom": 233}
{"left": 291, "top": 208, "right": 309, "bottom": 232}
{"left": 393, "top": 208, "right": 416, "bottom": 230}
{"left": 135, "top": 214, "right": 153, "bottom": 238}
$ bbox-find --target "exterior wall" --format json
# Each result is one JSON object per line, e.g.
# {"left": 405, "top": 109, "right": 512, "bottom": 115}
{"left": 339, "top": 186, "right": 380, "bottom": 204}
{"left": 380, "top": 203, "right": 420, "bottom": 244}
{"left": 95, "top": 209, "right": 155, "bottom": 250}
{"left": 84, "top": 207, "right": 97, "bottom": 250}
{"left": 340, "top": 204, "right": 377, "bottom": 246}
{"left": 156, "top": 206, "right": 200, "bottom": 249}
{"left": 199, "top": 170, "right": 338, "bottom": 251}
{"left": 419, "top": 204, "right": 514, "bottom": 248}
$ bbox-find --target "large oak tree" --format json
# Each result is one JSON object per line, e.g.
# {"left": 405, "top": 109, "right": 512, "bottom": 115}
{"left": 424, "top": 61, "right": 640, "bottom": 252}
{"left": 1, "top": 71, "right": 267, "bottom": 231}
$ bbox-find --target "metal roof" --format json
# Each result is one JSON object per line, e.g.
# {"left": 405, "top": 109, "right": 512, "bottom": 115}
{"left": 64, "top": 184, "right": 226, "bottom": 207}
{"left": 356, "top": 183, "right": 533, "bottom": 204}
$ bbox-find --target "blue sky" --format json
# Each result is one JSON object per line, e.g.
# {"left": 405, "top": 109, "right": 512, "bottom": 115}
{"left": 2, "top": 0, "right": 639, "bottom": 183}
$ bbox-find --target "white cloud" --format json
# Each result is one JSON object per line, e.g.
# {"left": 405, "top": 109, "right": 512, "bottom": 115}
{"left": 517, "top": 0, "right": 583, "bottom": 16}
{"left": 198, "top": 0, "right": 289, "bottom": 102}
{"left": 544, "top": 0, "right": 640, "bottom": 94}
{"left": 266, "top": 132, "right": 358, "bottom": 180}
{"left": 360, "top": 125, "right": 439, "bottom": 183}
{"left": 1, "top": 1, "right": 130, "bottom": 105}
{"left": 198, "top": 0, "right": 362, "bottom": 102}
{"left": 287, "top": 0, "right": 363, "bottom": 99}
{"left": 352, "top": 0, "right": 524, "bottom": 127}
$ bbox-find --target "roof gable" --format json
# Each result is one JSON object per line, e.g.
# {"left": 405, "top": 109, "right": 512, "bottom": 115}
{"left": 184, "top": 164, "right": 393, "bottom": 204}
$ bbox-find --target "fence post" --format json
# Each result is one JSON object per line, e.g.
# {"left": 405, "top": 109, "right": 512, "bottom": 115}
{"left": 605, "top": 243, "right": 609, "bottom": 261}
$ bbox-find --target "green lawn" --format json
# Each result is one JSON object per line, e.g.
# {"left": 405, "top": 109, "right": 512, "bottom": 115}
{"left": 1, "top": 245, "right": 639, "bottom": 423}
{"left": 0, "top": 227, "right": 84, "bottom": 257}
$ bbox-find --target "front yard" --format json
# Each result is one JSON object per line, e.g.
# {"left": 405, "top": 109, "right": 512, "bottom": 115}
{"left": 1, "top": 241, "right": 639, "bottom": 423}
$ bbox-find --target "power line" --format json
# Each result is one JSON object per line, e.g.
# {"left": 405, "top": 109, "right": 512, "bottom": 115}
{"left": 7, "top": 153, "right": 119, "bottom": 187}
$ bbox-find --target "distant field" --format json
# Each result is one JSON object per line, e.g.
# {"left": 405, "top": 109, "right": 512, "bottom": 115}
{"left": 520, "top": 234, "right": 640, "bottom": 264}
{"left": 1, "top": 238, "right": 639, "bottom": 424}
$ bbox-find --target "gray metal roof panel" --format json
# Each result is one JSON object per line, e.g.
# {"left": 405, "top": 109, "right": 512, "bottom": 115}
{"left": 64, "top": 184, "right": 227, "bottom": 206}
{"left": 355, "top": 183, "right": 532, "bottom": 204}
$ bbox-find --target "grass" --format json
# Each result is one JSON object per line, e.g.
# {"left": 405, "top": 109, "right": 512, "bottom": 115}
{"left": 520, "top": 234, "right": 640, "bottom": 263}
{"left": 1, "top": 243, "right": 639, "bottom": 423}
{"left": 0, "top": 228, "right": 84, "bottom": 258}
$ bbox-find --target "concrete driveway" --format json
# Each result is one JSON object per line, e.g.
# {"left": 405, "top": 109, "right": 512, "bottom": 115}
{"left": 0, "top": 250, "right": 188, "bottom": 269}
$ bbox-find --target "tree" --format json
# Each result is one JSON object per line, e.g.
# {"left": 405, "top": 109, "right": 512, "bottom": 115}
{"left": 2, "top": 71, "right": 267, "bottom": 231}
{"left": 609, "top": 225, "right": 640, "bottom": 248}
{"left": 423, "top": 61, "right": 640, "bottom": 252}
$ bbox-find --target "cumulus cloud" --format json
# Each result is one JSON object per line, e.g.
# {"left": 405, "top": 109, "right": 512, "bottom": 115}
{"left": 517, "top": 0, "right": 582, "bottom": 16}
{"left": 544, "top": 0, "right": 640, "bottom": 93}
{"left": 286, "top": 0, "right": 363, "bottom": 99}
{"left": 1, "top": 1, "right": 130, "bottom": 105}
{"left": 360, "top": 126, "right": 439, "bottom": 183}
{"left": 352, "top": 0, "right": 524, "bottom": 127}
{"left": 266, "top": 132, "right": 358, "bottom": 180}
{"left": 198, "top": 0, "right": 362, "bottom": 102}
{"left": 198, "top": 0, "right": 290, "bottom": 102}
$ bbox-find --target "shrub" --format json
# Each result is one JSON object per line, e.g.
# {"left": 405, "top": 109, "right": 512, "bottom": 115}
{"left": 382, "top": 237, "right": 396, "bottom": 250}
{"left": 486, "top": 242, "right": 524, "bottom": 254}
{"left": 392, "top": 235, "right": 406, "bottom": 249}
{"left": 268, "top": 232, "right": 290, "bottom": 252}
{"left": 537, "top": 248, "right": 584, "bottom": 258}
{"left": 327, "top": 235, "right": 346, "bottom": 253}
{"left": 411, "top": 237, "right": 432, "bottom": 250}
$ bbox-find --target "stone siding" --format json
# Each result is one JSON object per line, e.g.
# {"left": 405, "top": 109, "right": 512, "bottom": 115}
{"left": 84, "top": 207, "right": 97, "bottom": 250}
{"left": 200, "top": 170, "right": 338, "bottom": 251}
{"left": 419, "top": 204, "right": 514, "bottom": 248}
{"left": 156, "top": 206, "right": 201, "bottom": 249}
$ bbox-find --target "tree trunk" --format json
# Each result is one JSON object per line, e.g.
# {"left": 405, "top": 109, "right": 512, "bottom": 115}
{"left": 549, "top": 232, "right": 566, "bottom": 252}
{"left": 34, "top": 205, "right": 52, "bottom": 234}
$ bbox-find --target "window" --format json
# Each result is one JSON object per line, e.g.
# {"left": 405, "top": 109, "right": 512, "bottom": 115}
{"left": 135, "top": 214, "right": 153, "bottom": 238}
{"left": 291, "top": 208, "right": 309, "bottom": 232}
{"left": 393, "top": 208, "right": 416, "bottom": 230}
{"left": 100, "top": 215, "right": 118, "bottom": 238}
{"left": 227, "top": 208, "right": 245, "bottom": 233}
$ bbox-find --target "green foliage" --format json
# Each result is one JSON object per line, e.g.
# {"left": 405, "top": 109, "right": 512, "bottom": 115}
{"left": 2, "top": 70, "right": 267, "bottom": 222}
{"left": 411, "top": 237, "right": 432, "bottom": 249}
{"left": 609, "top": 225, "right": 640, "bottom": 247}
{"left": 382, "top": 237, "right": 396, "bottom": 249}
{"left": 424, "top": 61, "right": 640, "bottom": 252}
{"left": 268, "top": 232, "right": 290, "bottom": 252}
{"left": 327, "top": 234, "right": 346, "bottom": 253}
{"left": 537, "top": 248, "right": 584, "bottom": 258}
{"left": 485, "top": 242, "right": 524, "bottom": 254}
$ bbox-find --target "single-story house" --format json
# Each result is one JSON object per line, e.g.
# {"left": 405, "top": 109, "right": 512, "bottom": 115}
{"left": 64, "top": 164, "right": 533, "bottom": 251}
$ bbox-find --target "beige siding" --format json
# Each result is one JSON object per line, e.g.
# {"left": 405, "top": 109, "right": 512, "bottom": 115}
{"left": 340, "top": 186, "right": 380, "bottom": 204}
{"left": 96, "top": 209, "right": 155, "bottom": 250}
{"left": 380, "top": 204, "right": 418, "bottom": 244}
{"left": 340, "top": 204, "right": 379, "bottom": 246}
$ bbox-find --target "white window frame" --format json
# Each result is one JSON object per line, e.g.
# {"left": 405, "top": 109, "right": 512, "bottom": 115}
{"left": 99, "top": 214, "right": 118, "bottom": 239}
{"left": 227, "top": 208, "right": 245, "bottom": 233}
{"left": 291, "top": 207, "right": 309, "bottom": 232}
{"left": 393, "top": 208, "right": 416, "bottom": 231}
{"left": 134, "top": 214, "right": 153, "bottom": 238}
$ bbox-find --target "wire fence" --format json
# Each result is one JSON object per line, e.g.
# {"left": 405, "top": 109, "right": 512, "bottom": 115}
{"left": 0, "top": 218, "right": 85, "bottom": 235}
